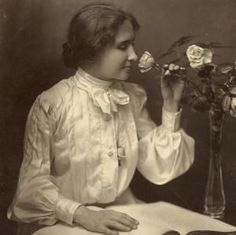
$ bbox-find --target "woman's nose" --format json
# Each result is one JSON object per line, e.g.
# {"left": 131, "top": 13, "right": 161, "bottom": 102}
{"left": 128, "top": 46, "right": 138, "bottom": 61}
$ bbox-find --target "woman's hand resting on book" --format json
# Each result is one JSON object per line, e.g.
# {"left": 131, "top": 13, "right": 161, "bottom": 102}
{"left": 73, "top": 206, "right": 139, "bottom": 235}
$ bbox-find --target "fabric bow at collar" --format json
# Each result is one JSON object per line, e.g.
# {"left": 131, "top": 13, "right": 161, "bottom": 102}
{"left": 74, "top": 68, "right": 130, "bottom": 115}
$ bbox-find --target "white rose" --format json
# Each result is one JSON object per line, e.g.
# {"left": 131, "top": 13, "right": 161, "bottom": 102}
{"left": 138, "top": 51, "right": 155, "bottom": 73}
{"left": 186, "top": 45, "right": 213, "bottom": 68}
{"left": 230, "top": 87, "right": 236, "bottom": 117}
{"left": 230, "top": 98, "right": 236, "bottom": 117}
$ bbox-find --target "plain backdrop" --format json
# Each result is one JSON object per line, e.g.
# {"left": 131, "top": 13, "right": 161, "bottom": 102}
{"left": 1, "top": 0, "right": 236, "bottom": 233}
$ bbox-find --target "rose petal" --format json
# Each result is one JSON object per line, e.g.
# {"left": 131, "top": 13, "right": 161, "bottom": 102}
{"left": 203, "top": 49, "right": 213, "bottom": 64}
{"left": 222, "top": 95, "right": 231, "bottom": 112}
{"left": 230, "top": 86, "right": 236, "bottom": 95}
{"left": 140, "top": 67, "right": 152, "bottom": 73}
{"left": 230, "top": 97, "right": 236, "bottom": 117}
{"left": 190, "top": 61, "right": 203, "bottom": 69}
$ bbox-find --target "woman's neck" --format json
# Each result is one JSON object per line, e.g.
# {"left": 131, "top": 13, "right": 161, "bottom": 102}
{"left": 77, "top": 67, "right": 113, "bottom": 88}
{"left": 80, "top": 64, "right": 105, "bottom": 80}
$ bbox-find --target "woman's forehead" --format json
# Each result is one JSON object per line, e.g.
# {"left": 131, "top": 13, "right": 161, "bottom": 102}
{"left": 114, "top": 20, "right": 136, "bottom": 44}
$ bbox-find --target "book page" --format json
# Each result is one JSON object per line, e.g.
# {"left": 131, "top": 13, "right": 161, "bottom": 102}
{"left": 34, "top": 202, "right": 236, "bottom": 235}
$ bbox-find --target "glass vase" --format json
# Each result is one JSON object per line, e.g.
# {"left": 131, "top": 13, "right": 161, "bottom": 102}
{"left": 203, "top": 107, "right": 226, "bottom": 219}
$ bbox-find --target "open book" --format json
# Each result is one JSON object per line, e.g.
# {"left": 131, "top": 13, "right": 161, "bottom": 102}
{"left": 34, "top": 201, "right": 236, "bottom": 235}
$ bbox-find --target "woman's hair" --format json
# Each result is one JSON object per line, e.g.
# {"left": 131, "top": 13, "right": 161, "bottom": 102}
{"left": 63, "top": 3, "right": 140, "bottom": 69}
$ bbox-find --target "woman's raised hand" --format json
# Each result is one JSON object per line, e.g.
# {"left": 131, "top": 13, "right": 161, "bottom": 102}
{"left": 74, "top": 206, "right": 139, "bottom": 235}
{"left": 161, "top": 64, "right": 186, "bottom": 112}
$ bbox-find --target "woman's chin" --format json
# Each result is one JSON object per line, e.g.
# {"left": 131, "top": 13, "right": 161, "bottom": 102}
{"left": 119, "top": 71, "right": 131, "bottom": 81}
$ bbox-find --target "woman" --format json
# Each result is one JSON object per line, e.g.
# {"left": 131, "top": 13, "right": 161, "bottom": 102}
{"left": 8, "top": 3, "right": 194, "bottom": 235}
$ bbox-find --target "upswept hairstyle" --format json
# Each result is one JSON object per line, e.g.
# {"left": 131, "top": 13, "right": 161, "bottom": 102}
{"left": 62, "top": 3, "right": 140, "bottom": 69}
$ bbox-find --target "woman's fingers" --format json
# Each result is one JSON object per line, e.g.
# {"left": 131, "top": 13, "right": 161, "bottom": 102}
{"left": 108, "top": 211, "right": 139, "bottom": 229}
{"left": 163, "top": 64, "right": 186, "bottom": 76}
{"left": 117, "top": 216, "right": 138, "bottom": 229}
{"left": 102, "top": 212, "right": 139, "bottom": 235}
{"left": 107, "top": 220, "right": 133, "bottom": 232}
{"left": 169, "top": 64, "right": 179, "bottom": 70}
{"left": 102, "top": 226, "right": 119, "bottom": 235}
{"left": 163, "top": 63, "right": 184, "bottom": 71}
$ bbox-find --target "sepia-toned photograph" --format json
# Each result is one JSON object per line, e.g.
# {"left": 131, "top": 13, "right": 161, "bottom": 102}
{"left": 1, "top": 0, "right": 236, "bottom": 234}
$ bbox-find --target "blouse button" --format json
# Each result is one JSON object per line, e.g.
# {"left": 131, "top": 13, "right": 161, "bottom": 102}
{"left": 108, "top": 151, "right": 113, "bottom": 157}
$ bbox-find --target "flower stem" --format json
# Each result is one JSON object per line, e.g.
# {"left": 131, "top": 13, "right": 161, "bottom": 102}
{"left": 186, "top": 78, "right": 203, "bottom": 95}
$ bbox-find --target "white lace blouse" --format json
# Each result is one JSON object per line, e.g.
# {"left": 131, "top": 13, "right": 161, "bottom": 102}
{"left": 7, "top": 68, "right": 194, "bottom": 227}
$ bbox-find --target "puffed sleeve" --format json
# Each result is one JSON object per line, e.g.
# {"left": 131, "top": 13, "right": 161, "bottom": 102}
{"left": 128, "top": 83, "right": 195, "bottom": 185}
{"left": 7, "top": 94, "right": 80, "bottom": 226}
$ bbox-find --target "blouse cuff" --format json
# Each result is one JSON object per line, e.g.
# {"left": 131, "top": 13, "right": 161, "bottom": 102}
{"left": 161, "top": 107, "right": 182, "bottom": 132}
{"left": 55, "top": 196, "right": 81, "bottom": 225}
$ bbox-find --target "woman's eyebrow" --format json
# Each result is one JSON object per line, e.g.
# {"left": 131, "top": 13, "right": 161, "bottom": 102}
{"left": 117, "top": 38, "right": 135, "bottom": 45}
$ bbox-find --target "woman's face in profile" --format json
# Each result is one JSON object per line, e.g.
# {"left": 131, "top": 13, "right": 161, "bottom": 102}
{"left": 92, "top": 20, "right": 138, "bottom": 81}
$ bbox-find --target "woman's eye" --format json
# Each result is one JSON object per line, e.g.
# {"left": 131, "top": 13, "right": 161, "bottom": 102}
{"left": 118, "top": 43, "right": 128, "bottom": 50}
{"left": 117, "top": 41, "right": 135, "bottom": 50}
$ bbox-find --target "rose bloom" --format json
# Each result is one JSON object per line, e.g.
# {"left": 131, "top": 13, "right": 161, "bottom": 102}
{"left": 186, "top": 45, "right": 213, "bottom": 68}
{"left": 230, "top": 98, "right": 236, "bottom": 117}
{"left": 230, "top": 87, "right": 236, "bottom": 117}
{"left": 223, "top": 87, "right": 236, "bottom": 117}
{"left": 138, "top": 51, "right": 155, "bottom": 73}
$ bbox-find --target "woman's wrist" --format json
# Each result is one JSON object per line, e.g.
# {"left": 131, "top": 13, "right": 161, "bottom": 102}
{"left": 162, "top": 106, "right": 182, "bottom": 132}
{"left": 73, "top": 205, "right": 89, "bottom": 224}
